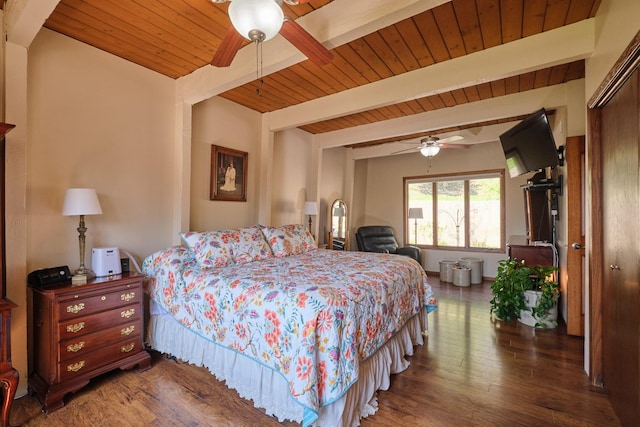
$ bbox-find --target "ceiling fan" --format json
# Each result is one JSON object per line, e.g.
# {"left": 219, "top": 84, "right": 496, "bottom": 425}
{"left": 210, "top": 0, "right": 334, "bottom": 67}
{"left": 392, "top": 135, "right": 469, "bottom": 158}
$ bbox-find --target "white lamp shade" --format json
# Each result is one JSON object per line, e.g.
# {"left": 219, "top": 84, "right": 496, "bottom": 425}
{"left": 420, "top": 145, "right": 440, "bottom": 157}
{"left": 62, "top": 188, "right": 103, "bottom": 216}
{"left": 229, "top": 0, "right": 284, "bottom": 41}
{"left": 303, "top": 201, "right": 318, "bottom": 215}
{"left": 408, "top": 207, "right": 423, "bottom": 219}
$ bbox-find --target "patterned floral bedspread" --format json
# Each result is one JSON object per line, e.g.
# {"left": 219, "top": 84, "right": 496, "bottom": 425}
{"left": 143, "top": 247, "right": 436, "bottom": 424}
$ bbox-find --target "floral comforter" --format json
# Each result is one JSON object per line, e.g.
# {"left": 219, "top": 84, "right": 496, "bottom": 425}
{"left": 143, "top": 247, "right": 436, "bottom": 424}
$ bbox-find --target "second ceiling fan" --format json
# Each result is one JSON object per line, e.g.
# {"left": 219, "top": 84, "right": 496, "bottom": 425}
{"left": 393, "top": 135, "right": 469, "bottom": 158}
{"left": 211, "top": 0, "right": 334, "bottom": 67}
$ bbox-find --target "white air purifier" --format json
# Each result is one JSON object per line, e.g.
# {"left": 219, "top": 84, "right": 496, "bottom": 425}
{"left": 92, "top": 247, "right": 122, "bottom": 277}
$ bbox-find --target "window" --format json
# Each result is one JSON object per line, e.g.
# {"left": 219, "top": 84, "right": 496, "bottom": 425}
{"left": 405, "top": 170, "right": 505, "bottom": 251}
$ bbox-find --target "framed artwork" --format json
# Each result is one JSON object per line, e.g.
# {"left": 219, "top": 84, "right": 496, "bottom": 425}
{"left": 210, "top": 145, "right": 248, "bottom": 202}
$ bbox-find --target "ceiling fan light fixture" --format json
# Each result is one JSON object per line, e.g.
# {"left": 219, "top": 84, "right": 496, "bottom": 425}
{"left": 420, "top": 145, "right": 440, "bottom": 157}
{"left": 229, "top": 0, "right": 284, "bottom": 42}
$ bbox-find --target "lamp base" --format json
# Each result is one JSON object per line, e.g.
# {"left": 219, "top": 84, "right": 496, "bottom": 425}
{"left": 71, "top": 274, "right": 88, "bottom": 285}
{"left": 75, "top": 266, "right": 96, "bottom": 278}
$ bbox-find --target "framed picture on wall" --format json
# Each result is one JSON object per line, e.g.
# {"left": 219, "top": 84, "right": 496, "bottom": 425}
{"left": 210, "top": 145, "right": 248, "bottom": 202}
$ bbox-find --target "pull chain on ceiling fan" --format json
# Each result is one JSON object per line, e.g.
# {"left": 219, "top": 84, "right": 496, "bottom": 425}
{"left": 211, "top": 0, "right": 333, "bottom": 68}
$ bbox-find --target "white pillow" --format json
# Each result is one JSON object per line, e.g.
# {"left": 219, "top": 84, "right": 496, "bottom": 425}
{"left": 260, "top": 224, "right": 316, "bottom": 258}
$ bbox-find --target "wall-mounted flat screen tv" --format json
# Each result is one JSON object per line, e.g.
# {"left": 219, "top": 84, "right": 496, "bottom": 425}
{"left": 499, "top": 108, "right": 559, "bottom": 178}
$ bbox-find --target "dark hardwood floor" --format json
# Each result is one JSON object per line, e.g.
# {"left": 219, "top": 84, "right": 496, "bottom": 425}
{"left": 11, "top": 276, "right": 620, "bottom": 426}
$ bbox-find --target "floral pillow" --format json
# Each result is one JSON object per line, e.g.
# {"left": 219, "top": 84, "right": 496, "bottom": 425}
{"left": 179, "top": 229, "right": 239, "bottom": 269}
{"left": 260, "top": 224, "right": 317, "bottom": 258}
{"left": 233, "top": 226, "right": 274, "bottom": 264}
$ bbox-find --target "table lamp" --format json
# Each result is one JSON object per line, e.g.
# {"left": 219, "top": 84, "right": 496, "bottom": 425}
{"left": 62, "top": 188, "right": 103, "bottom": 279}
{"left": 303, "top": 201, "right": 318, "bottom": 233}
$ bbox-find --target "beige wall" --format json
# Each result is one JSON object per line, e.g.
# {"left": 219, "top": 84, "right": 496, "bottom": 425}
{"left": 270, "top": 128, "right": 313, "bottom": 227}
{"left": 27, "top": 29, "right": 176, "bottom": 267}
{"left": 190, "top": 96, "right": 262, "bottom": 231}
{"left": 586, "top": 0, "right": 640, "bottom": 100}
{"left": 18, "top": 29, "right": 176, "bottom": 395}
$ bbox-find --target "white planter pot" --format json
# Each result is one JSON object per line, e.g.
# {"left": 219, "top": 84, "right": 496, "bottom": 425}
{"left": 518, "top": 290, "right": 558, "bottom": 328}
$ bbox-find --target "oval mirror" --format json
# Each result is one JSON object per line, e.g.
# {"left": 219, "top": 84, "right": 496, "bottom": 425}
{"left": 329, "top": 199, "right": 348, "bottom": 250}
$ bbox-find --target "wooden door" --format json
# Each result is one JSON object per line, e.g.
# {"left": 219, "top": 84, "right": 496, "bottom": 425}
{"left": 600, "top": 67, "right": 640, "bottom": 426}
{"left": 565, "top": 136, "right": 585, "bottom": 336}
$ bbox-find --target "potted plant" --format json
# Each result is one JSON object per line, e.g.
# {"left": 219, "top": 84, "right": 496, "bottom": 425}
{"left": 490, "top": 258, "right": 559, "bottom": 328}
{"left": 490, "top": 258, "right": 531, "bottom": 322}
{"left": 519, "top": 264, "right": 559, "bottom": 328}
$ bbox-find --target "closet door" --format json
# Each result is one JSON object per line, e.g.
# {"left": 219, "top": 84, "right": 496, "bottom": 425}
{"left": 601, "top": 67, "right": 640, "bottom": 426}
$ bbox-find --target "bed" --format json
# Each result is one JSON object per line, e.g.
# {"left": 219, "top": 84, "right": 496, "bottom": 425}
{"left": 142, "top": 224, "right": 436, "bottom": 426}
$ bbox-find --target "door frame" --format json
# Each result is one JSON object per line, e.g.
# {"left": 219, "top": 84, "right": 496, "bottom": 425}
{"left": 587, "top": 31, "right": 640, "bottom": 387}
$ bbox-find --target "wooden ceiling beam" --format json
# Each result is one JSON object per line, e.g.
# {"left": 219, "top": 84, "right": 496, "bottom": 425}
{"left": 268, "top": 20, "right": 594, "bottom": 131}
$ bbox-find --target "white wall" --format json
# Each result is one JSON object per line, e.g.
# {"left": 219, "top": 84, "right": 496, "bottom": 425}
{"left": 20, "top": 29, "right": 176, "bottom": 395}
{"left": 190, "top": 96, "right": 262, "bottom": 231}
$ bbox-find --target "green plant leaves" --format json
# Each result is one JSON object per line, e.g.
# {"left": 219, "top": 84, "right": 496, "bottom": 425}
{"left": 490, "top": 258, "right": 559, "bottom": 325}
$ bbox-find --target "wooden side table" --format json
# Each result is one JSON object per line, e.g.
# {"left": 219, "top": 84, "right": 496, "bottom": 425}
{"left": 0, "top": 299, "right": 18, "bottom": 427}
{"left": 508, "top": 244, "right": 554, "bottom": 267}
{"left": 28, "top": 273, "right": 150, "bottom": 412}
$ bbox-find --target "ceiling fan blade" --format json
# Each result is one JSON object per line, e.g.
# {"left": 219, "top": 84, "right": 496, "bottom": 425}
{"left": 280, "top": 19, "right": 334, "bottom": 66}
{"left": 438, "top": 135, "right": 464, "bottom": 144}
{"left": 211, "top": 27, "right": 245, "bottom": 67}
{"left": 440, "top": 143, "right": 471, "bottom": 149}
{"left": 391, "top": 146, "right": 420, "bottom": 155}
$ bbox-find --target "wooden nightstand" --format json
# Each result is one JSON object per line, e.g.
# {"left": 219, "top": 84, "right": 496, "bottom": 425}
{"left": 28, "top": 273, "right": 151, "bottom": 413}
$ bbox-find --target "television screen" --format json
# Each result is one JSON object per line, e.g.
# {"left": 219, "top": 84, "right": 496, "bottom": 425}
{"left": 499, "top": 108, "right": 559, "bottom": 178}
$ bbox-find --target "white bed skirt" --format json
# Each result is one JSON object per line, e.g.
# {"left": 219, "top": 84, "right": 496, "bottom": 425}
{"left": 147, "top": 302, "right": 428, "bottom": 427}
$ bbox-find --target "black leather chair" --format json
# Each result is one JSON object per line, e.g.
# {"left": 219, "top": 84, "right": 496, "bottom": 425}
{"left": 355, "top": 225, "right": 421, "bottom": 264}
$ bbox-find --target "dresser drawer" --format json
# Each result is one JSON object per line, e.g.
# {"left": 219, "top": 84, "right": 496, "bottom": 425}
{"left": 57, "top": 285, "right": 142, "bottom": 321}
{"left": 59, "top": 338, "right": 142, "bottom": 382}
{"left": 58, "top": 303, "right": 140, "bottom": 341}
{"left": 59, "top": 320, "right": 140, "bottom": 361}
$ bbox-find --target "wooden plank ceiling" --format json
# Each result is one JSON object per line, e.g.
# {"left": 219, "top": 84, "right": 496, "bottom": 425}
{"left": 43, "top": 0, "right": 600, "bottom": 141}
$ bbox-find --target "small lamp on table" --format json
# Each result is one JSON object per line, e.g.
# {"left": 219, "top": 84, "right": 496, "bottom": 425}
{"left": 303, "top": 201, "right": 318, "bottom": 235}
{"left": 62, "top": 188, "right": 103, "bottom": 281}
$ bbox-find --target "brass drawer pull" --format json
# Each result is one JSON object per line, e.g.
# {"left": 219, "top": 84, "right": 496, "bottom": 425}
{"left": 121, "top": 326, "right": 135, "bottom": 336}
{"left": 121, "top": 309, "right": 135, "bottom": 319}
{"left": 67, "top": 342, "right": 85, "bottom": 353}
{"left": 67, "top": 361, "right": 85, "bottom": 372}
{"left": 121, "top": 343, "right": 135, "bottom": 353}
{"left": 66, "top": 322, "right": 85, "bottom": 333}
{"left": 66, "top": 303, "right": 85, "bottom": 314}
{"left": 120, "top": 292, "right": 135, "bottom": 302}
